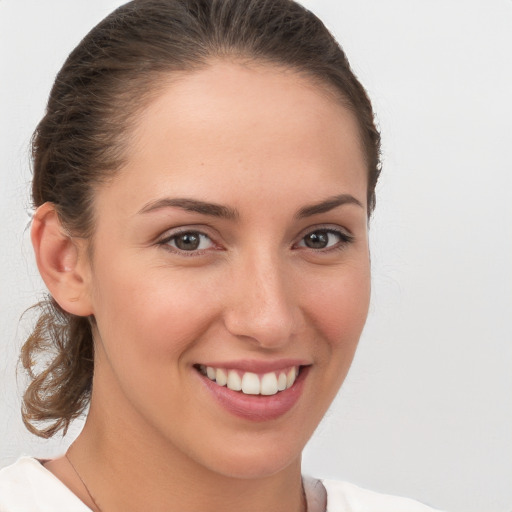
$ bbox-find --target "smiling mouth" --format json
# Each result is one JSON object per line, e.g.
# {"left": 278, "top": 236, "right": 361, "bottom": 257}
{"left": 196, "top": 364, "right": 300, "bottom": 396}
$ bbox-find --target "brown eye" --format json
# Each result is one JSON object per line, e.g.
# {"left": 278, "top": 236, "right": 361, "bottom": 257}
{"left": 298, "top": 229, "right": 352, "bottom": 250}
{"left": 166, "top": 231, "right": 213, "bottom": 252}
{"left": 304, "top": 231, "right": 330, "bottom": 249}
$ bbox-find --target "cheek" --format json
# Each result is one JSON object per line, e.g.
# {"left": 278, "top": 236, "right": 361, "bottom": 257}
{"left": 303, "top": 262, "right": 371, "bottom": 353}
{"left": 89, "top": 264, "right": 222, "bottom": 430}
{"left": 293, "top": 260, "right": 370, "bottom": 432}
{"left": 90, "top": 262, "right": 219, "bottom": 365}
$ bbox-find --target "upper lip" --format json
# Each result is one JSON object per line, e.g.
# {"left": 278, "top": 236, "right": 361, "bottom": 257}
{"left": 196, "top": 358, "right": 310, "bottom": 373}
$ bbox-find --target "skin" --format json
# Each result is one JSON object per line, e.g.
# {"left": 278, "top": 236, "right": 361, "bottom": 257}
{"left": 36, "top": 61, "right": 371, "bottom": 512}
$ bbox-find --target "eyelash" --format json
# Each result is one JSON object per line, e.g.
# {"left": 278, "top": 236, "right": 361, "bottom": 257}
{"left": 157, "top": 229, "right": 218, "bottom": 256}
{"left": 157, "top": 226, "right": 354, "bottom": 256}
{"left": 295, "top": 227, "right": 354, "bottom": 252}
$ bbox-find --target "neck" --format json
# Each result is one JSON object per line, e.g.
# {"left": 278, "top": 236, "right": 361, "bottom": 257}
{"left": 70, "top": 397, "right": 305, "bottom": 512}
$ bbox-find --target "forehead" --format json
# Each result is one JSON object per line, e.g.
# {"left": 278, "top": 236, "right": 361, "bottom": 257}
{"left": 101, "top": 61, "right": 368, "bottom": 214}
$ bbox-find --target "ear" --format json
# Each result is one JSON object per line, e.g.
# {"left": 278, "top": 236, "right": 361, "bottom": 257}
{"left": 31, "top": 202, "right": 93, "bottom": 317}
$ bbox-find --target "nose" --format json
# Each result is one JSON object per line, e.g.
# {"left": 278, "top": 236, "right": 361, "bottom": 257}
{"left": 223, "top": 250, "right": 301, "bottom": 349}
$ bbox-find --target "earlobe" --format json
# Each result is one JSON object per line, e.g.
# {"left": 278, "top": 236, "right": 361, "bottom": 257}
{"left": 31, "top": 202, "right": 93, "bottom": 317}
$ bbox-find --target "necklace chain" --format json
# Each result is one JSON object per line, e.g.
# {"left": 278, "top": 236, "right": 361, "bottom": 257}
{"left": 65, "top": 448, "right": 308, "bottom": 512}
{"left": 65, "top": 449, "right": 103, "bottom": 512}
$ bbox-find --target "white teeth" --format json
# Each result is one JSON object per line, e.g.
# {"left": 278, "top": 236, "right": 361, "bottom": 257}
{"left": 216, "top": 368, "right": 227, "bottom": 386}
{"left": 241, "top": 372, "right": 260, "bottom": 395}
{"left": 286, "top": 367, "right": 297, "bottom": 388}
{"left": 227, "top": 370, "right": 242, "bottom": 391}
{"left": 202, "top": 365, "right": 300, "bottom": 395}
{"left": 277, "top": 372, "right": 287, "bottom": 391}
{"left": 261, "top": 372, "right": 278, "bottom": 396}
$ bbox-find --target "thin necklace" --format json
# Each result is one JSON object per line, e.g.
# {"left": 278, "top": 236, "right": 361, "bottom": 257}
{"left": 65, "top": 449, "right": 308, "bottom": 512}
{"left": 65, "top": 449, "right": 103, "bottom": 512}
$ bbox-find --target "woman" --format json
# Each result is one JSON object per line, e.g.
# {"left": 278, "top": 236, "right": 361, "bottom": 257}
{"left": 0, "top": 0, "right": 442, "bottom": 510}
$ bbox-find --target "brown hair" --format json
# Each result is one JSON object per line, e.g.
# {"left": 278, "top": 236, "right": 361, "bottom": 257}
{"left": 21, "top": 0, "right": 381, "bottom": 438}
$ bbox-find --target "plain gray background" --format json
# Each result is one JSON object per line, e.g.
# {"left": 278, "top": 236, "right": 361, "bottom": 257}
{"left": 1, "top": 1, "right": 511, "bottom": 511}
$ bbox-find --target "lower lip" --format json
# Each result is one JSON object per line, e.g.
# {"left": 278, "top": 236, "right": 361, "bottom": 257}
{"left": 197, "top": 367, "right": 309, "bottom": 422}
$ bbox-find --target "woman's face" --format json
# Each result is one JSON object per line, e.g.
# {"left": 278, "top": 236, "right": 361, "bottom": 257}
{"left": 84, "top": 61, "right": 370, "bottom": 478}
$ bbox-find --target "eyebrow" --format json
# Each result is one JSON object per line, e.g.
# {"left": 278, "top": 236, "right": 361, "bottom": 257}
{"left": 296, "top": 194, "right": 363, "bottom": 218}
{"left": 138, "top": 197, "right": 239, "bottom": 220}
{"left": 138, "top": 193, "right": 363, "bottom": 220}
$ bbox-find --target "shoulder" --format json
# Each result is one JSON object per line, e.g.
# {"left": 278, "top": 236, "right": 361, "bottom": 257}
{"left": 0, "top": 457, "right": 90, "bottom": 512}
{"left": 322, "top": 479, "right": 443, "bottom": 512}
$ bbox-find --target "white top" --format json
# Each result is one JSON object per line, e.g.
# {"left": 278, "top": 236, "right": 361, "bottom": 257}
{"left": 0, "top": 457, "right": 442, "bottom": 512}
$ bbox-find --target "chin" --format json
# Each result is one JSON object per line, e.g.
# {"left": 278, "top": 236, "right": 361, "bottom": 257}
{"left": 180, "top": 428, "right": 306, "bottom": 480}
{"left": 203, "top": 448, "right": 302, "bottom": 480}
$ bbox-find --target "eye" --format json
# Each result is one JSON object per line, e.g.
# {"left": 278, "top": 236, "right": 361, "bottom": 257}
{"left": 297, "top": 229, "right": 352, "bottom": 250}
{"left": 162, "top": 231, "right": 214, "bottom": 252}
